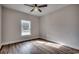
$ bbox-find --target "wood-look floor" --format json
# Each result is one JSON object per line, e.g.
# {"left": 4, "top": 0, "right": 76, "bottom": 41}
{"left": 0, "top": 39, "right": 79, "bottom": 54}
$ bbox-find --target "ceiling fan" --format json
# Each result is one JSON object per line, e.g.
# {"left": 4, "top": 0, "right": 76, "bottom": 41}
{"left": 24, "top": 4, "right": 47, "bottom": 12}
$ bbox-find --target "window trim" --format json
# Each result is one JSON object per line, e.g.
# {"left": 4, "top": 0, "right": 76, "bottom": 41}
{"left": 21, "top": 20, "right": 31, "bottom": 36}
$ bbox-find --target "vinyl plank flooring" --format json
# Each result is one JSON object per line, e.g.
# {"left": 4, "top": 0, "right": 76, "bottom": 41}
{"left": 0, "top": 39, "right": 79, "bottom": 54}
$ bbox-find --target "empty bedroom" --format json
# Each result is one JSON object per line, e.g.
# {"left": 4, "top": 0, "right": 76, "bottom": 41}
{"left": 0, "top": 4, "right": 79, "bottom": 54}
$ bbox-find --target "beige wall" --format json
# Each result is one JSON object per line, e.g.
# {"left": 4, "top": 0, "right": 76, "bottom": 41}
{"left": 0, "top": 5, "right": 2, "bottom": 47}
{"left": 2, "top": 7, "right": 40, "bottom": 45}
{"left": 40, "top": 5, "right": 79, "bottom": 49}
{"left": 1, "top": 4, "right": 79, "bottom": 49}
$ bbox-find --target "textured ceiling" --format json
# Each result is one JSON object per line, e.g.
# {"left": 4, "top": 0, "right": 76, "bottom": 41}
{"left": 2, "top": 4, "right": 69, "bottom": 16}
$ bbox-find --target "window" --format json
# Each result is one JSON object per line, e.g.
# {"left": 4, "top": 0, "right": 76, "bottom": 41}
{"left": 21, "top": 20, "right": 31, "bottom": 36}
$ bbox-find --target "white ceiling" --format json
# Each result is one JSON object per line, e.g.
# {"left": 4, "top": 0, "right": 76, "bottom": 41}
{"left": 2, "top": 4, "right": 69, "bottom": 16}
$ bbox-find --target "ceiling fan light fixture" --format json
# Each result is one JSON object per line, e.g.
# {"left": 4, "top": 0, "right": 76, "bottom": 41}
{"left": 34, "top": 7, "right": 38, "bottom": 11}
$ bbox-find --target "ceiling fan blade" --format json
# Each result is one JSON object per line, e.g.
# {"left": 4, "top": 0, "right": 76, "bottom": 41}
{"left": 38, "top": 4, "right": 47, "bottom": 8}
{"left": 30, "top": 8, "right": 34, "bottom": 12}
{"left": 38, "top": 9, "right": 42, "bottom": 12}
{"left": 24, "top": 4, "right": 34, "bottom": 7}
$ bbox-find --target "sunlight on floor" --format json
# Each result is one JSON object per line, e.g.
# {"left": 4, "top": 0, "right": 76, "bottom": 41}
{"left": 20, "top": 43, "right": 33, "bottom": 53}
{"left": 36, "top": 41, "right": 63, "bottom": 48}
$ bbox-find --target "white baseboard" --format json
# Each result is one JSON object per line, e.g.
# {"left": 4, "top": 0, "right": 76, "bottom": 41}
{"left": 2, "top": 35, "right": 39, "bottom": 45}
{"left": 1, "top": 35, "right": 79, "bottom": 50}
{"left": 40, "top": 35, "right": 79, "bottom": 50}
